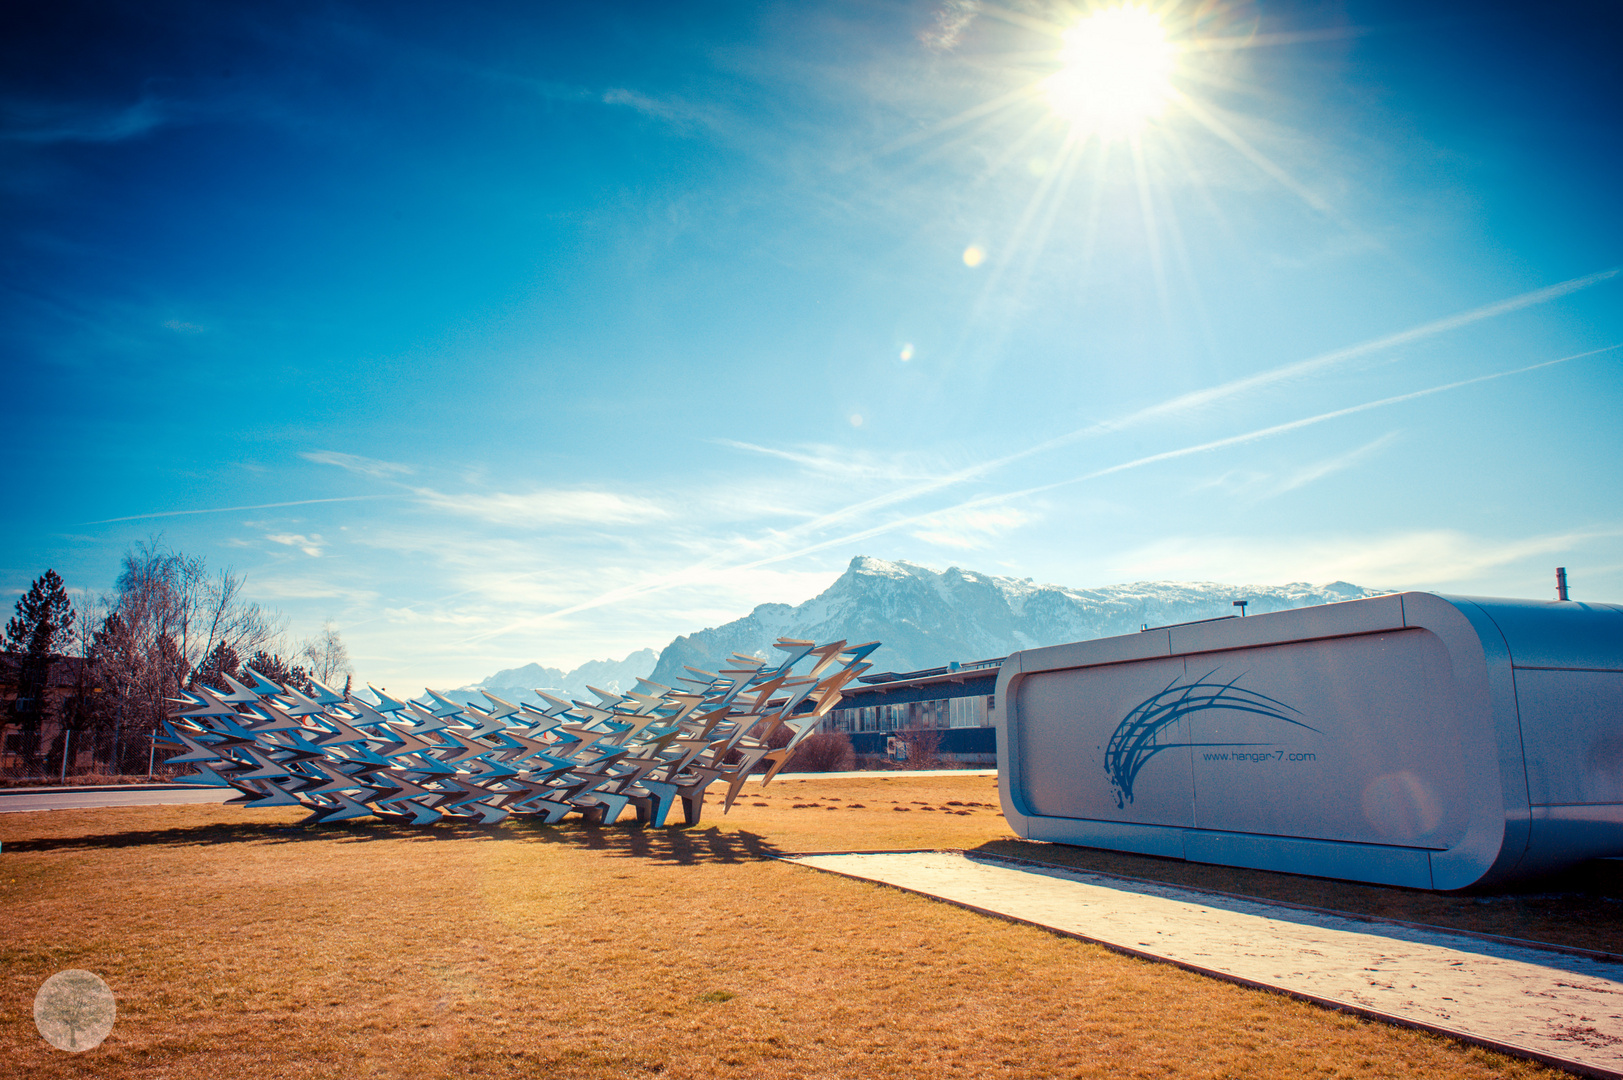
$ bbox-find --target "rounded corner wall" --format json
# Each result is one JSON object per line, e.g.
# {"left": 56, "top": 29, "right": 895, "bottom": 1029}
{"left": 994, "top": 592, "right": 1623, "bottom": 889}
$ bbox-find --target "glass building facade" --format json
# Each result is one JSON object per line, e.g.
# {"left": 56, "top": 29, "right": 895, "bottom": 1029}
{"left": 829, "top": 694, "right": 993, "bottom": 733}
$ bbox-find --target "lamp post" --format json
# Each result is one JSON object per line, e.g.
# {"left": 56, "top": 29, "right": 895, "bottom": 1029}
{"left": 1233, "top": 600, "right": 1249, "bottom": 616}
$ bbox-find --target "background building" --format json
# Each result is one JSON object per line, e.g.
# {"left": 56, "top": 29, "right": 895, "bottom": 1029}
{"left": 829, "top": 658, "right": 1002, "bottom": 764}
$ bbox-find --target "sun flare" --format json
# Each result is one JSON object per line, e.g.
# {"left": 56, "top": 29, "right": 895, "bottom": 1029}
{"left": 1045, "top": 4, "right": 1175, "bottom": 137}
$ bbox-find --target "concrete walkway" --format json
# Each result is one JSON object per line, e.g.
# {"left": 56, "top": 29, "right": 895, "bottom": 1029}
{"left": 791, "top": 851, "right": 1623, "bottom": 1079}
{"left": 752, "top": 768, "right": 997, "bottom": 782}
{"left": 0, "top": 785, "right": 235, "bottom": 813}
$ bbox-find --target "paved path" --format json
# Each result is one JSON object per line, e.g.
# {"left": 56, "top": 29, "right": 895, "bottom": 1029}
{"left": 791, "top": 851, "right": 1623, "bottom": 1079}
{"left": 752, "top": 768, "right": 996, "bottom": 782}
{"left": 0, "top": 785, "right": 234, "bottom": 813}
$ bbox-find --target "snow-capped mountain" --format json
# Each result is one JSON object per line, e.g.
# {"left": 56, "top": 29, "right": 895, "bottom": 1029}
{"left": 456, "top": 648, "right": 658, "bottom": 707}
{"left": 646, "top": 556, "right": 1385, "bottom": 684}
{"left": 459, "top": 557, "right": 1386, "bottom": 700}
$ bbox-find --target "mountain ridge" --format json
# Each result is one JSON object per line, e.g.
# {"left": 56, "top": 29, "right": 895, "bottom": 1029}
{"left": 455, "top": 648, "right": 658, "bottom": 707}
{"left": 645, "top": 556, "right": 1385, "bottom": 685}
{"left": 459, "top": 556, "right": 1387, "bottom": 703}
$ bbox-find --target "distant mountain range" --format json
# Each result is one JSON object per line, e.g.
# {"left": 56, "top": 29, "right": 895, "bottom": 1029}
{"left": 459, "top": 556, "right": 1385, "bottom": 704}
{"left": 454, "top": 649, "right": 657, "bottom": 708}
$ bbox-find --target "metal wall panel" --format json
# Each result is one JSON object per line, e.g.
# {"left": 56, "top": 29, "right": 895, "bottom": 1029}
{"left": 995, "top": 591, "right": 1623, "bottom": 888}
{"left": 1481, "top": 598, "right": 1623, "bottom": 670}
{"left": 1017, "top": 657, "right": 1194, "bottom": 826}
{"left": 1515, "top": 668, "right": 1623, "bottom": 806}
{"left": 1184, "top": 630, "right": 1469, "bottom": 850}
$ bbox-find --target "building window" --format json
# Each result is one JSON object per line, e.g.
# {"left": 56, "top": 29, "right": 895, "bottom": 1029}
{"left": 832, "top": 696, "right": 994, "bottom": 732}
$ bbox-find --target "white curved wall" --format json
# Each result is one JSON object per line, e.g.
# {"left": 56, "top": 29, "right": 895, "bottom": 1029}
{"left": 995, "top": 592, "right": 1623, "bottom": 889}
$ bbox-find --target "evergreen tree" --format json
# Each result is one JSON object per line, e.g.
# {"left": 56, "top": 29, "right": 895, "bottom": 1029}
{"left": 192, "top": 640, "right": 241, "bottom": 692}
{"left": 5, "top": 570, "right": 77, "bottom": 767}
{"left": 5, "top": 569, "right": 75, "bottom": 656}
{"left": 245, "top": 650, "right": 311, "bottom": 695}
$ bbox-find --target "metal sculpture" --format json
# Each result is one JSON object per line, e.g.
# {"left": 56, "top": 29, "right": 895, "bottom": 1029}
{"left": 164, "top": 638, "right": 879, "bottom": 827}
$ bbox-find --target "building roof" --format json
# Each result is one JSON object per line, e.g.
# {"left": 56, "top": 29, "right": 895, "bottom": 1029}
{"left": 839, "top": 657, "right": 1005, "bottom": 706}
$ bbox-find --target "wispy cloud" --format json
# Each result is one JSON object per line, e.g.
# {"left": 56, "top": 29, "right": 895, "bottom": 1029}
{"left": 1116, "top": 268, "right": 1619, "bottom": 428}
{"left": 1184, "top": 432, "right": 1400, "bottom": 500}
{"left": 1, "top": 96, "right": 179, "bottom": 144}
{"left": 301, "top": 450, "right": 416, "bottom": 478}
{"left": 716, "top": 439, "right": 946, "bottom": 482}
{"left": 713, "top": 344, "right": 1623, "bottom": 575}
{"left": 1268, "top": 431, "right": 1400, "bottom": 498}
{"left": 922, "top": 0, "right": 981, "bottom": 51}
{"left": 266, "top": 532, "right": 325, "bottom": 557}
{"left": 412, "top": 487, "right": 667, "bottom": 528}
{"left": 249, "top": 574, "right": 377, "bottom": 604}
{"left": 601, "top": 88, "right": 720, "bottom": 133}
{"left": 383, "top": 606, "right": 489, "bottom": 628}
{"left": 721, "top": 281, "right": 1622, "bottom": 553}
{"left": 1112, "top": 525, "right": 1623, "bottom": 589}
{"left": 443, "top": 344, "right": 1616, "bottom": 645}
{"left": 1000, "top": 270, "right": 1622, "bottom": 469}
{"left": 911, "top": 505, "right": 1036, "bottom": 549}
{"left": 82, "top": 495, "right": 394, "bottom": 526}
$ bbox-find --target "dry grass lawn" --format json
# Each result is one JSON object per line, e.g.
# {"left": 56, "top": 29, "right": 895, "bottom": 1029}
{"left": 0, "top": 773, "right": 1605, "bottom": 1079}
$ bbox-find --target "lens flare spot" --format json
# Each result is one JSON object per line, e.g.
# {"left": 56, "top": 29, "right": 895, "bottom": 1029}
{"left": 899, "top": 343, "right": 915, "bottom": 362}
{"left": 1046, "top": 4, "right": 1174, "bottom": 137}
{"left": 962, "top": 245, "right": 986, "bottom": 267}
{"left": 849, "top": 413, "right": 864, "bottom": 427}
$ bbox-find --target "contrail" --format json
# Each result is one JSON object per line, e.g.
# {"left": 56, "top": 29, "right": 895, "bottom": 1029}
{"left": 459, "top": 343, "right": 1617, "bottom": 644}
{"left": 1113, "top": 267, "right": 1619, "bottom": 429}
{"left": 728, "top": 267, "right": 1621, "bottom": 545}
{"left": 82, "top": 495, "right": 395, "bottom": 526}
{"left": 1044, "top": 346, "right": 1619, "bottom": 488}
{"left": 723, "top": 343, "right": 1623, "bottom": 571}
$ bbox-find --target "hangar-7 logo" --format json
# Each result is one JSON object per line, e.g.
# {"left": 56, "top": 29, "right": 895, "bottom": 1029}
{"left": 1104, "top": 671, "right": 1318, "bottom": 808}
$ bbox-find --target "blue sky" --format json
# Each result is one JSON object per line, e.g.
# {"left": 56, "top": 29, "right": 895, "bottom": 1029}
{"left": 3, "top": 0, "right": 1619, "bottom": 689}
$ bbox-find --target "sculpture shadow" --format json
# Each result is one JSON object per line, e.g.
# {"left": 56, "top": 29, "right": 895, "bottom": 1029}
{"left": 3, "top": 814, "right": 784, "bottom": 867}
{"left": 512, "top": 820, "right": 783, "bottom": 865}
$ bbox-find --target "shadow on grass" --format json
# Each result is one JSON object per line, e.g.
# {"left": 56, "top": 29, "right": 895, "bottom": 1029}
{"left": 519, "top": 821, "right": 783, "bottom": 865}
{"left": 968, "top": 837, "right": 1623, "bottom": 954}
{"left": 2, "top": 814, "right": 785, "bottom": 866}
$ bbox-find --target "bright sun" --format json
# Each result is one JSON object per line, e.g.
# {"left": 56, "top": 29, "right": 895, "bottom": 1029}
{"left": 1045, "top": 4, "right": 1175, "bottom": 138}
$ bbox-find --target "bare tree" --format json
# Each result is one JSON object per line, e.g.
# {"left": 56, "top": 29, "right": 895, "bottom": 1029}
{"left": 89, "top": 538, "right": 284, "bottom": 772}
{"left": 297, "top": 620, "right": 353, "bottom": 687}
{"left": 194, "top": 566, "right": 281, "bottom": 677}
{"left": 897, "top": 727, "right": 942, "bottom": 770}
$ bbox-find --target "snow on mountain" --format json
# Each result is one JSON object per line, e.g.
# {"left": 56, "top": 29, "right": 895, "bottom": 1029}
{"left": 456, "top": 648, "right": 658, "bottom": 707}
{"left": 647, "top": 555, "right": 1385, "bottom": 684}
{"left": 457, "top": 557, "right": 1385, "bottom": 704}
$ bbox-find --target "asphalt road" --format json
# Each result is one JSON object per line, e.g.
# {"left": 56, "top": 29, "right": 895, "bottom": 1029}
{"left": 0, "top": 785, "right": 234, "bottom": 813}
